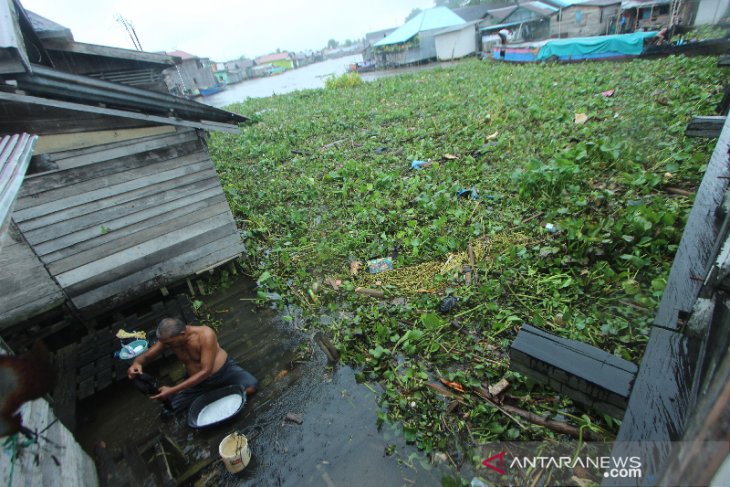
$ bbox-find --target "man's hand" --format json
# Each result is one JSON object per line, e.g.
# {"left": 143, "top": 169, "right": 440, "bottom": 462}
{"left": 151, "top": 385, "right": 174, "bottom": 401}
{"left": 127, "top": 363, "right": 143, "bottom": 380}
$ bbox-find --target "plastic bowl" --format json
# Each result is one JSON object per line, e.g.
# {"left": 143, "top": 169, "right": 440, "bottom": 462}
{"left": 188, "top": 385, "right": 247, "bottom": 429}
{"left": 117, "top": 339, "right": 148, "bottom": 360}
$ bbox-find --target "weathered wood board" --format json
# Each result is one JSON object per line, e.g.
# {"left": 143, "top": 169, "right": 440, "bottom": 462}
{"left": 0, "top": 224, "right": 65, "bottom": 330}
{"left": 6, "top": 127, "right": 244, "bottom": 320}
{"left": 654, "top": 114, "right": 730, "bottom": 330}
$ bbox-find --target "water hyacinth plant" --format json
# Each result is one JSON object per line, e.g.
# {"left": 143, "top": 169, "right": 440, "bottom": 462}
{"left": 209, "top": 56, "right": 721, "bottom": 457}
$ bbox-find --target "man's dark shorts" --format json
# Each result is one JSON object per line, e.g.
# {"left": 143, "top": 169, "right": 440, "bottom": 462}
{"left": 170, "top": 357, "right": 258, "bottom": 413}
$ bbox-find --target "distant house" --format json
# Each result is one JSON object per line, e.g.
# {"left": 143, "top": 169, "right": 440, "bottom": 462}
{"left": 255, "top": 52, "right": 294, "bottom": 70}
{"left": 434, "top": 21, "right": 483, "bottom": 60}
{"left": 484, "top": 4, "right": 520, "bottom": 24}
{"left": 374, "top": 7, "right": 466, "bottom": 66}
{"left": 481, "top": 2, "right": 556, "bottom": 44}
{"left": 453, "top": 4, "right": 495, "bottom": 21}
{"left": 164, "top": 50, "right": 218, "bottom": 97}
{"left": 619, "top": 0, "right": 671, "bottom": 32}
{"left": 549, "top": 0, "right": 622, "bottom": 38}
{"left": 363, "top": 28, "right": 397, "bottom": 63}
{"left": 225, "top": 58, "right": 254, "bottom": 81}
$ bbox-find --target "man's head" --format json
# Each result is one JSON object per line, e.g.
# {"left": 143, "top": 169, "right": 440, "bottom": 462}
{"left": 157, "top": 317, "right": 187, "bottom": 345}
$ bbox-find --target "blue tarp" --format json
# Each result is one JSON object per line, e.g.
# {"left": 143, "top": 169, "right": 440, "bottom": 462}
{"left": 537, "top": 31, "right": 657, "bottom": 61}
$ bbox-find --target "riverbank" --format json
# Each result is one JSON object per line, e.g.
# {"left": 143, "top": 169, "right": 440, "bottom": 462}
{"left": 208, "top": 56, "right": 721, "bottom": 472}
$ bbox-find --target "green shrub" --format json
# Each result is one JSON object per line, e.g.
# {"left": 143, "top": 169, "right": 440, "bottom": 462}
{"left": 325, "top": 72, "right": 362, "bottom": 89}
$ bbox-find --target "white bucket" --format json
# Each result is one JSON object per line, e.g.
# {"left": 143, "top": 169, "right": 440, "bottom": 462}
{"left": 219, "top": 432, "right": 251, "bottom": 474}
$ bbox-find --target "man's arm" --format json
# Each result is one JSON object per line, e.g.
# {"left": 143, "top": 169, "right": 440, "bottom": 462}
{"left": 151, "top": 330, "right": 218, "bottom": 400}
{"left": 127, "top": 340, "right": 164, "bottom": 379}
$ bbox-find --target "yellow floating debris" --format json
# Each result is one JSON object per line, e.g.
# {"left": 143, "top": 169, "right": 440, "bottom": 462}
{"left": 355, "top": 234, "right": 532, "bottom": 295}
{"left": 116, "top": 329, "right": 147, "bottom": 340}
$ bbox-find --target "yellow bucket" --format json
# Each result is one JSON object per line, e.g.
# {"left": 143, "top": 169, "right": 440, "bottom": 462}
{"left": 218, "top": 432, "right": 251, "bottom": 474}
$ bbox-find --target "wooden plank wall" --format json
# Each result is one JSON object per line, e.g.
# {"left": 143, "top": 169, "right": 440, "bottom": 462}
{"left": 0, "top": 223, "right": 65, "bottom": 330}
{"left": 548, "top": 5, "right": 619, "bottom": 39}
{"left": 12, "top": 127, "right": 244, "bottom": 315}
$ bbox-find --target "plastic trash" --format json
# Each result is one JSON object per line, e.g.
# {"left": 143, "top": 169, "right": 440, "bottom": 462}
{"left": 411, "top": 160, "right": 431, "bottom": 170}
{"left": 115, "top": 339, "right": 149, "bottom": 360}
{"left": 367, "top": 257, "right": 393, "bottom": 274}
{"left": 457, "top": 188, "right": 480, "bottom": 200}
{"left": 438, "top": 296, "right": 458, "bottom": 314}
{"left": 545, "top": 223, "right": 557, "bottom": 233}
{"left": 470, "top": 477, "right": 488, "bottom": 487}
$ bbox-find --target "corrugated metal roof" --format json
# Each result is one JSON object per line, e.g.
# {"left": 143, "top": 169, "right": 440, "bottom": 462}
{"left": 622, "top": 0, "right": 670, "bottom": 8}
{"left": 255, "top": 52, "right": 291, "bottom": 64}
{"left": 434, "top": 20, "right": 481, "bottom": 36}
{"left": 0, "top": 133, "right": 36, "bottom": 239}
{"left": 481, "top": 20, "right": 525, "bottom": 31}
{"left": 487, "top": 5, "right": 519, "bottom": 21}
{"left": 44, "top": 40, "right": 179, "bottom": 66}
{"left": 522, "top": 1, "right": 560, "bottom": 14}
{"left": 167, "top": 50, "right": 198, "bottom": 61}
{"left": 575, "top": 0, "right": 622, "bottom": 5}
{"left": 366, "top": 27, "right": 397, "bottom": 44}
{"left": 541, "top": 0, "right": 592, "bottom": 6}
{"left": 375, "top": 7, "right": 466, "bottom": 46}
{"left": 3, "top": 64, "right": 247, "bottom": 126}
{"left": 453, "top": 5, "right": 492, "bottom": 21}
{"left": 26, "top": 10, "right": 73, "bottom": 41}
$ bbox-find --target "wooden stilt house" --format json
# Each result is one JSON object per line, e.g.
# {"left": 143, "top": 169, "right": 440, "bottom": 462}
{"left": 0, "top": 0, "right": 248, "bottom": 336}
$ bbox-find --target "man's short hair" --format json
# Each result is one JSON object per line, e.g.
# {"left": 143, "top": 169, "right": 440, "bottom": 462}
{"left": 157, "top": 317, "right": 186, "bottom": 339}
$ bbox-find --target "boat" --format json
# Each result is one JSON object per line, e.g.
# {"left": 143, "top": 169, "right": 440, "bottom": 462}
{"left": 641, "top": 37, "right": 730, "bottom": 58}
{"left": 491, "top": 31, "right": 657, "bottom": 63}
{"left": 198, "top": 83, "right": 225, "bottom": 96}
{"left": 347, "top": 60, "right": 377, "bottom": 73}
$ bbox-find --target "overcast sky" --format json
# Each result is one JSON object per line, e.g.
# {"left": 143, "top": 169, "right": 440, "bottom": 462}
{"left": 21, "top": 0, "right": 436, "bottom": 61}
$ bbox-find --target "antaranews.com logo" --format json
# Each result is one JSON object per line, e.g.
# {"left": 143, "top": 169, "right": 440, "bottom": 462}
{"left": 477, "top": 441, "right": 646, "bottom": 486}
{"left": 482, "top": 450, "right": 642, "bottom": 479}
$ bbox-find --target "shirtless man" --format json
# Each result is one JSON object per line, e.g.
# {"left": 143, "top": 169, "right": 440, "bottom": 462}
{"left": 127, "top": 317, "right": 258, "bottom": 413}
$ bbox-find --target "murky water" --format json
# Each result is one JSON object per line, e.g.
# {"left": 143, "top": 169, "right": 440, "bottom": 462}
{"left": 75, "top": 278, "right": 452, "bottom": 485}
{"left": 200, "top": 54, "right": 463, "bottom": 108}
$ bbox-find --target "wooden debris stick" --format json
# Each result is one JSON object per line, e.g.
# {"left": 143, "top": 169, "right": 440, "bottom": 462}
{"left": 500, "top": 404, "right": 595, "bottom": 440}
{"left": 522, "top": 211, "right": 545, "bottom": 225}
{"left": 665, "top": 186, "right": 694, "bottom": 197}
{"left": 320, "top": 138, "right": 346, "bottom": 151}
{"left": 314, "top": 332, "right": 340, "bottom": 363}
{"left": 355, "top": 287, "right": 385, "bottom": 298}
{"left": 468, "top": 243, "right": 477, "bottom": 284}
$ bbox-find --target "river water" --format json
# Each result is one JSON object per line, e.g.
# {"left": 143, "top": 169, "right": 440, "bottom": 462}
{"left": 201, "top": 54, "right": 459, "bottom": 108}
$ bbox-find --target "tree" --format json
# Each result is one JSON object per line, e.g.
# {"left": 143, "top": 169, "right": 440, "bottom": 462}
{"left": 327, "top": 39, "right": 339, "bottom": 49}
{"left": 344, "top": 39, "right": 353, "bottom": 47}
{"left": 405, "top": 8, "right": 422, "bottom": 21}
{"left": 434, "top": 0, "right": 462, "bottom": 7}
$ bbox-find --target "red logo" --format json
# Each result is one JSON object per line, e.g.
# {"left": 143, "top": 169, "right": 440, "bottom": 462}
{"left": 482, "top": 451, "right": 507, "bottom": 475}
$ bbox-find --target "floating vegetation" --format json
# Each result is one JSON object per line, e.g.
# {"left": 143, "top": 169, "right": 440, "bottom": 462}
{"left": 209, "top": 56, "right": 721, "bottom": 460}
